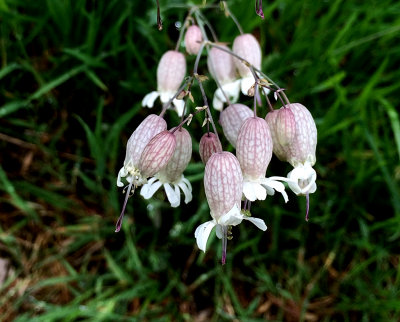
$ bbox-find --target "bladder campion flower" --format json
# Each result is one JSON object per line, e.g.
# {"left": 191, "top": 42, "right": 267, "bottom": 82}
{"left": 236, "top": 117, "right": 288, "bottom": 202}
{"left": 142, "top": 50, "right": 187, "bottom": 116}
{"left": 219, "top": 103, "right": 253, "bottom": 148}
{"left": 266, "top": 103, "right": 317, "bottom": 220}
{"left": 232, "top": 34, "right": 261, "bottom": 95}
{"left": 140, "top": 127, "right": 192, "bottom": 207}
{"left": 195, "top": 152, "right": 267, "bottom": 264}
{"left": 207, "top": 45, "right": 240, "bottom": 111}
{"left": 116, "top": 129, "right": 176, "bottom": 232}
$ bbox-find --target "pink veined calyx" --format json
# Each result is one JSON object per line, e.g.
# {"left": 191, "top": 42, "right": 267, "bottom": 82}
{"left": 195, "top": 152, "right": 267, "bottom": 265}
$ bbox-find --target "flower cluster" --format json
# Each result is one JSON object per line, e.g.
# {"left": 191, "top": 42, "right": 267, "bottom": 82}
{"left": 115, "top": 7, "right": 318, "bottom": 264}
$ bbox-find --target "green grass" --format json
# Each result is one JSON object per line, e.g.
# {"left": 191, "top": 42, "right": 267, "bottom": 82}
{"left": 1, "top": 0, "right": 400, "bottom": 320}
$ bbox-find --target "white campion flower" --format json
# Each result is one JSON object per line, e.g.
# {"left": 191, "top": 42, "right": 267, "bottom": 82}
{"left": 140, "top": 127, "right": 192, "bottom": 207}
{"left": 194, "top": 152, "right": 267, "bottom": 264}
{"left": 207, "top": 45, "right": 241, "bottom": 111}
{"left": 236, "top": 117, "right": 288, "bottom": 202}
{"left": 266, "top": 103, "right": 317, "bottom": 220}
{"left": 219, "top": 103, "right": 253, "bottom": 148}
{"left": 116, "top": 129, "right": 176, "bottom": 232}
{"left": 142, "top": 50, "right": 186, "bottom": 116}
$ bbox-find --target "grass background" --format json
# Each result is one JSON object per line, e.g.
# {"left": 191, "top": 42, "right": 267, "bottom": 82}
{"left": 1, "top": 0, "right": 400, "bottom": 320}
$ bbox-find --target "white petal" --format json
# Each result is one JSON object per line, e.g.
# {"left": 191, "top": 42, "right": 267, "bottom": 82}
{"left": 222, "top": 80, "right": 241, "bottom": 103}
{"left": 164, "top": 183, "right": 180, "bottom": 207}
{"left": 173, "top": 98, "right": 185, "bottom": 117}
{"left": 178, "top": 180, "right": 192, "bottom": 204}
{"left": 240, "top": 77, "right": 255, "bottom": 96}
{"left": 262, "top": 88, "right": 270, "bottom": 96}
{"left": 287, "top": 164, "right": 317, "bottom": 195}
{"left": 254, "top": 183, "right": 267, "bottom": 200}
{"left": 212, "top": 90, "right": 224, "bottom": 111}
{"left": 181, "top": 177, "right": 192, "bottom": 191}
{"left": 160, "top": 91, "right": 173, "bottom": 103}
{"left": 117, "top": 167, "right": 127, "bottom": 187}
{"left": 262, "top": 179, "right": 289, "bottom": 203}
{"left": 243, "top": 181, "right": 257, "bottom": 202}
{"left": 142, "top": 91, "right": 160, "bottom": 108}
{"left": 218, "top": 205, "right": 243, "bottom": 226}
{"left": 140, "top": 179, "right": 162, "bottom": 199}
{"left": 243, "top": 216, "right": 267, "bottom": 231}
{"left": 194, "top": 220, "right": 216, "bottom": 252}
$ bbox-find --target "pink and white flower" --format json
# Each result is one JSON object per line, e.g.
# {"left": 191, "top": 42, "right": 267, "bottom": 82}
{"left": 232, "top": 34, "right": 262, "bottom": 95}
{"left": 266, "top": 103, "right": 317, "bottom": 197}
{"left": 142, "top": 50, "right": 187, "bottom": 116}
{"left": 207, "top": 45, "right": 241, "bottom": 111}
{"left": 219, "top": 103, "right": 253, "bottom": 148}
{"left": 194, "top": 152, "right": 267, "bottom": 264}
{"left": 140, "top": 127, "right": 192, "bottom": 207}
{"left": 236, "top": 117, "right": 288, "bottom": 202}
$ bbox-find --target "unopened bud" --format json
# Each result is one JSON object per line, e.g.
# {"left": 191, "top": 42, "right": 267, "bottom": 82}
{"left": 199, "top": 132, "right": 222, "bottom": 164}
{"left": 184, "top": 25, "right": 203, "bottom": 55}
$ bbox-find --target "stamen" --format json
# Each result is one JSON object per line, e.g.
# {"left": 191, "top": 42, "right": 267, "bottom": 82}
{"left": 305, "top": 193, "right": 310, "bottom": 222}
{"left": 115, "top": 181, "right": 135, "bottom": 232}
{"left": 221, "top": 226, "right": 227, "bottom": 265}
{"left": 255, "top": 0, "right": 265, "bottom": 19}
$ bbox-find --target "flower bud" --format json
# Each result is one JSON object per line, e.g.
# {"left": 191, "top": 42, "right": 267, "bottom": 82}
{"left": 184, "top": 25, "right": 203, "bottom": 55}
{"left": 138, "top": 130, "right": 176, "bottom": 178}
{"left": 236, "top": 117, "right": 272, "bottom": 180}
{"left": 207, "top": 45, "right": 236, "bottom": 85}
{"left": 157, "top": 50, "right": 186, "bottom": 98}
{"left": 219, "top": 104, "right": 253, "bottom": 147}
{"left": 232, "top": 34, "right": 261, "bottom": 77}
{"left": 204, "top": 152, "right": 243, "bottom": 221}
{"left": 157, "top": 127, "right": 192, "bottom": 182}
{"left": 275, "top": 107, "right": 296, "bottom": 146}
{"left": 199, "top": 132, "right": 222, "bottom": 164}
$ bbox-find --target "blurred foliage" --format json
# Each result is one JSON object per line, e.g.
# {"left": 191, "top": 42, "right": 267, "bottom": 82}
{"left": 0, "top": 0, "right": 400, "bottom": 320}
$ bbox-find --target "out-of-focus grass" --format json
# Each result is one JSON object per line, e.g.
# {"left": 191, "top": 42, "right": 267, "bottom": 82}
{"left": 0, "top": 0, "right": 400, "bottom": 320}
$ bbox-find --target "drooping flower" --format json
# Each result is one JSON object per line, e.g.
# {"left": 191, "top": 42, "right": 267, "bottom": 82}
{"left": 266, "top": 103, "right": 317, "bottom": 220}
{"left": 140, "top": 127, "right": 192, "bottom": 207}
{"left": 232, "top": 34, "right": 261, "bottom": 95}
{"left": 116, "top": 128, "right": 176, "bottom": 232}
{"left": 194, "top": 152, "right": 267, "bottom": 264}
{"left": 199, "top": 132, "right": 222, "bottom": 164}
{"left": 184, "top": 25, "right": 203, "bottom": 55}
{"left": 219, "top": 103, "right": 253, "bottom": 147}
{"left": 236, "top": 117, "right": 288, "bottom": 202}
{"left": 207, "top": 45, "right": 240, "bottom": 111}
{"left": 142, "top": 50, "right": 187, "bottom": 116}
{"left": 117, "top": 114, "right": 167, "bottom": 188}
